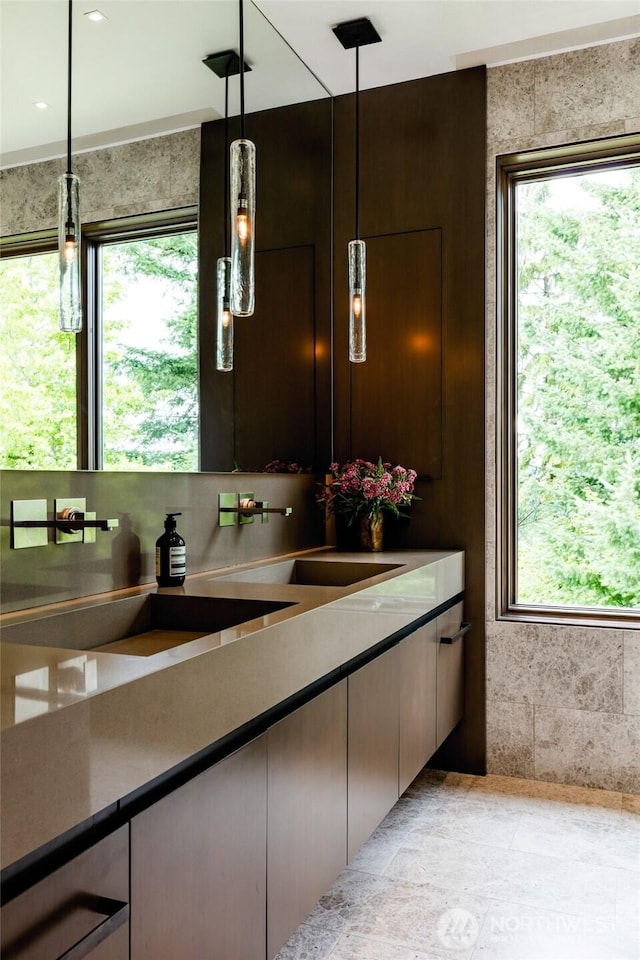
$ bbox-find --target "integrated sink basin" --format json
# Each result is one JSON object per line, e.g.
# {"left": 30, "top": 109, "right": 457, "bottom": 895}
{"left": 212, "top": 558, "right": 404, "bottom": 587}
{"left": 2, "top": 594, "right": 296, "bottom": 657}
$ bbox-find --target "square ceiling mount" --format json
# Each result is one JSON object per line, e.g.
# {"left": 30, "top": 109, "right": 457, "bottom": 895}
{"left": 202, "top": 50, "right": 252, "bottom": 78}
{"left": 333, "top": 18, "right": 381, "bottom": 50}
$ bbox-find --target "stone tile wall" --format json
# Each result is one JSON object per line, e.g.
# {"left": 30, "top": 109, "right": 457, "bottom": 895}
{"left": 0, "top": 128, "right": 200, "bottom": 236}
{"left": 486, "top": 38, "right": 640, "bottom": 793}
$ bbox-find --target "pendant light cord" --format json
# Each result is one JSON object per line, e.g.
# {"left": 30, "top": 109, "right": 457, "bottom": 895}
{"left": 355, "top": 45, "right": 360, "bottom": 241}
{"left": 239, "top": 0, "right": 246, "bottom": 140}
{"left": 224, "top": 65, "right": 230, "bottom": 258}
{"left": 66, "top": 0, "right": 73, "bottom": 176}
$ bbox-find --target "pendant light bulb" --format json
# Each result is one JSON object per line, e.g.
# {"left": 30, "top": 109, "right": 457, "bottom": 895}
{"left": 216, "top": 256, "right": 234, "bottom": 372}
{"left": 230, "top": 137, "right": 256, "bottom": 317}
{"left": 349, "top": 238, "right": 366, "bottom": 363}
{"left": 58, "top": 0, "right": 82, "bottom": 333}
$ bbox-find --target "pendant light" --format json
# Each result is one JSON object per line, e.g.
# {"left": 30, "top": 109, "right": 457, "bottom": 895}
{"left": 58, "top": 0, "right": 82, "bottom": 332}
{"left": 334, "top": 18, "right": 381, "bottom": 363}
{"left": 229, "top": 0, "right": 256, "bottom": 317}
{"left": 203, "top": 50, "right": 253, "bottom": 371}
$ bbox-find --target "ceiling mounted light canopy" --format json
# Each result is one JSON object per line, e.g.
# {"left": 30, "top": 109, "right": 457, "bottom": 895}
{"left": 334, "top": 17, "right": 381, "bottom": 364}
{"left": 58, "top": 0, "right": 81, "bottom": 333}
{"left": 204, "top": 49, "right": 250, "bottom": 372}
{"left": 229, "top": 0, "right": 256, "bottom": 317}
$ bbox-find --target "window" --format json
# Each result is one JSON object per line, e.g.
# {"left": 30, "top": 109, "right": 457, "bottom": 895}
{"left": 0, "top": 212, "right": 198, "bottom": 471}
{"left": 0, "top": 246, "right": 78, "bottom": 469}
{"left": 498, "top": 137, "right": 640, "bottom": 622}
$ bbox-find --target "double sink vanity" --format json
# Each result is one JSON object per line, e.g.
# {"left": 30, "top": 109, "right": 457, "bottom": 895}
{"left": 0, "top": 548, "right": 466, "bottom": 960}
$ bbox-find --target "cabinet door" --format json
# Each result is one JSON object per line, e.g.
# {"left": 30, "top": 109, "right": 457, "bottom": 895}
{"left": 398, "top": 621, "right": 438, "bottom": 794}
{"left": 348, "top": 646, "right": 399, "bottom": 862}
{"left": 131, "top": 737, "right": 266, "bottom": 960}
{"left": 267, "top": 681, "right": 347, "bottom": 960}
{"left": 0, "top": 827, "right": 129, "bottom": 960}
{"left": 436, "top": 601, "right": 466, "bottom": 748}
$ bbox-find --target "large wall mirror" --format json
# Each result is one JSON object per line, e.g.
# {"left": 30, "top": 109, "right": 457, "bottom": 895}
{"left": 0, "top": 0, "right": 331, "bottom": 473}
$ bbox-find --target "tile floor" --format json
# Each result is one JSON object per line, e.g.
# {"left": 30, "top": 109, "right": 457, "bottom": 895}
{"left": 275, "top": 770, "right": 640, "bottom": 960}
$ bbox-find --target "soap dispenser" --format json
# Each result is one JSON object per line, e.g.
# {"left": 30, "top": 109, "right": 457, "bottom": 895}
{"left": 156, "top": 513, "right": 186, "bottom": 586}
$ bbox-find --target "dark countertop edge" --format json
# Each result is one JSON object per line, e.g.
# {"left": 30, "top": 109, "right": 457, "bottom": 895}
{"left": 1, "top": 590, "right": 464, "bottom": 903}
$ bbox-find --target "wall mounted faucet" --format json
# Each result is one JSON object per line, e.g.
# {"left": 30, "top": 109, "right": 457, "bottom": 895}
{"left": 11, "top": 499, "right": 119, "bottom": 549}
{"left": 218, "top": 493, "right": 293, "bottom": 526}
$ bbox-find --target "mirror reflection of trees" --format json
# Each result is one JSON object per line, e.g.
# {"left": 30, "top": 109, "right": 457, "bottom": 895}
{"left": 102, "top": 231, "right": 198, "bottom": 471}
{"left": 516, "top": 167, "right": 640, "bottom": 609}
{"left": 0, "top": 231, "right": 198, "bottom": 472}
{"left": 0, "top": 252, "right": 77, "bottom": 469}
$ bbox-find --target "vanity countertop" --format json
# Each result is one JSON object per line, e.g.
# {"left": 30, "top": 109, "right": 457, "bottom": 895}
{"left": 0, "top": 548, "right": 464, "bottom": 872}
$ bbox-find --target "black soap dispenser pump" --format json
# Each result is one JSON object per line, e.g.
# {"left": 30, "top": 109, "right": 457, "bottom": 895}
{"left": 156, "top": 513, "right": 186, "bottom": 586}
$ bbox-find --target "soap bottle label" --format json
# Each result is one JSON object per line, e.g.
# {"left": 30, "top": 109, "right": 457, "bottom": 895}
{"left": 169, "top": 545, "right": 186, "bottom": 576}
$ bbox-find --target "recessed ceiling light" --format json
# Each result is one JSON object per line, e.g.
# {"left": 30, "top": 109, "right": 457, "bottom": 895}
{"left": 33, "top": 101, "right": 49, "bottom": 110}
{"left": 84, "top": 9, "right": 107, "bottom": 22}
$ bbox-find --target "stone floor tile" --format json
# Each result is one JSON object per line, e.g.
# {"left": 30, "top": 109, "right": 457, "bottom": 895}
{"left": 328, "top": 932, "right": 448, "bottom": 960}
{"left": 274, "top": 921, "right": 342, "bottom": 960}
{"left": 468, "top": 774, "right": 624, "bottom": 821}
{"left": 510, "top": 810, "right": 640, "bottom": 872}
{"left": 386, "top": 835, "right": 618, "bottom": 918}
{"left": 409, "top": 796, "right": 522, "bottom": 849}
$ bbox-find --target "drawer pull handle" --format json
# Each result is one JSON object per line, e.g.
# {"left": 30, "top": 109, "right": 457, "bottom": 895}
{"left": 57, "top": 896, "right": 129, "bottom": 960}
{"left": 440, "top": 621, "right": 471, "bottom": 645}
{"left": 2, "top": 895, "right": 129, "bottom": 960}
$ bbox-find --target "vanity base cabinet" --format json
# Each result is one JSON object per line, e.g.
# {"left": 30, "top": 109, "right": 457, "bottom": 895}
{"left": 347, "top": 646, "right": 400, "bottom": 862}
{"left": 267, "top": 681, "right": 347, "bottom": 960}
{"left": 130, "top": 737, "right": 267, "bottom": 960}
{"left": 436, "top": 601, "right": 465, "bottom": 749}
{"left": 398, "top": 621, "right": 438, "bottom": 794}
{"left": 0, "top": 827, "right": 129, "bottom": 960}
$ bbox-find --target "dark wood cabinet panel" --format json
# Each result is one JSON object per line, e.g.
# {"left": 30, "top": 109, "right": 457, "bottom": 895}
{"left": 334, "top": 68, "right": 486, "bottom": 774}
{"left": 267, "top": 681, "right": 347, "bottom": 959}
{"left": 131, "top": 737, "right": 266, "bottom": 960}
{"left": 348, "top": 647, "right": 399, "bottom": 862}
{"left": 350, "top": 230, "right": 442, "bottom": 477}
{"left": 0, "top": 827, "right": 129, "bottom": 960}
{"left": 398, "top": 621, "right": 438, "bottom": 794}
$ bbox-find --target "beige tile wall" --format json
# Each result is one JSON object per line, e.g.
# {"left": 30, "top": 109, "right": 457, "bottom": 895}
{"left": 0, "top": 128, "right": 200, "bottom": 236}
{"left": 486, "top": 38, "right": 640, "bottom": 793}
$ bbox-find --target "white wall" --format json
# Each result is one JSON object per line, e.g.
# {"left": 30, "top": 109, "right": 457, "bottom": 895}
{"left": 486, "top": 38, "right": 640, "bottom": 792}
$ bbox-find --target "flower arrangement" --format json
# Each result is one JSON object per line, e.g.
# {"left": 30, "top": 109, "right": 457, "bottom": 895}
{"left": 320, "top": 458, "right": 418, "bottom": 525}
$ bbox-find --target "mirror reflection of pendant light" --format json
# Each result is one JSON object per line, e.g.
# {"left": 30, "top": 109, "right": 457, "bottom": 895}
{"left": 203, "top": 50, "right": 253, "bottom": 370}
{"left": 230, "top": 0, "right": 256, "bottom": 317}
{"left": 58, "top": 0, "right": 82, "bottom": 332}
{"left": 217, "top": 64, "right": 233, "bottom": 373}
{"left": 333, "top": 18, "right": 381, "bottom": 363}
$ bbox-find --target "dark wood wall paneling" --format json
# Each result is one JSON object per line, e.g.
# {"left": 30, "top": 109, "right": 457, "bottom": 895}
{"left": 200, "top": 68, "right": 487, "bottom": 774}
{"left": 333, "top": 68, "right": 487, "bottom": 774}
{"left": 199, "top": 98, "right": 332, "bottom": 472}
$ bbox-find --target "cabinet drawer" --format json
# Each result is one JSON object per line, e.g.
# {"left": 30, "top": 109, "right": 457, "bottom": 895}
{"left": 348, "top": 646, "right": 399, "bottom": 861}
{"left": 436, "top": 601, "right": 466, "bottom": 748}
{"left": 1, "top": 827, "right": 129, "bottom": 960}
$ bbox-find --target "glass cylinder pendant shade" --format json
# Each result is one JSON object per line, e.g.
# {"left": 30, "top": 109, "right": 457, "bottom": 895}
{"left": 58, "top": 172, "right": 82, "bottom": 332}
{"left": 348, "top": 238, "right": 366, "bottom": 363}
{"left": 230, "top": 138, "right": 256, "bottom": 317}
{"left": 216, "top": 257, "right": 234, "bottom": 372}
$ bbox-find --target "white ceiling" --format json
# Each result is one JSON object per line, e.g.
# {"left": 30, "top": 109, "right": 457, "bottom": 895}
{"left": 2, "top": 0, "right": 639, "bottom": 167}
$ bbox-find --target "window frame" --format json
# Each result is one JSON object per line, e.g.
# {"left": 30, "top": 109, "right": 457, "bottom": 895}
{"left": 0, "top": 208, "right": 197, "bottom": 471}
{"left": 496, "top": 133, "right": 640, "bottom": 629}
